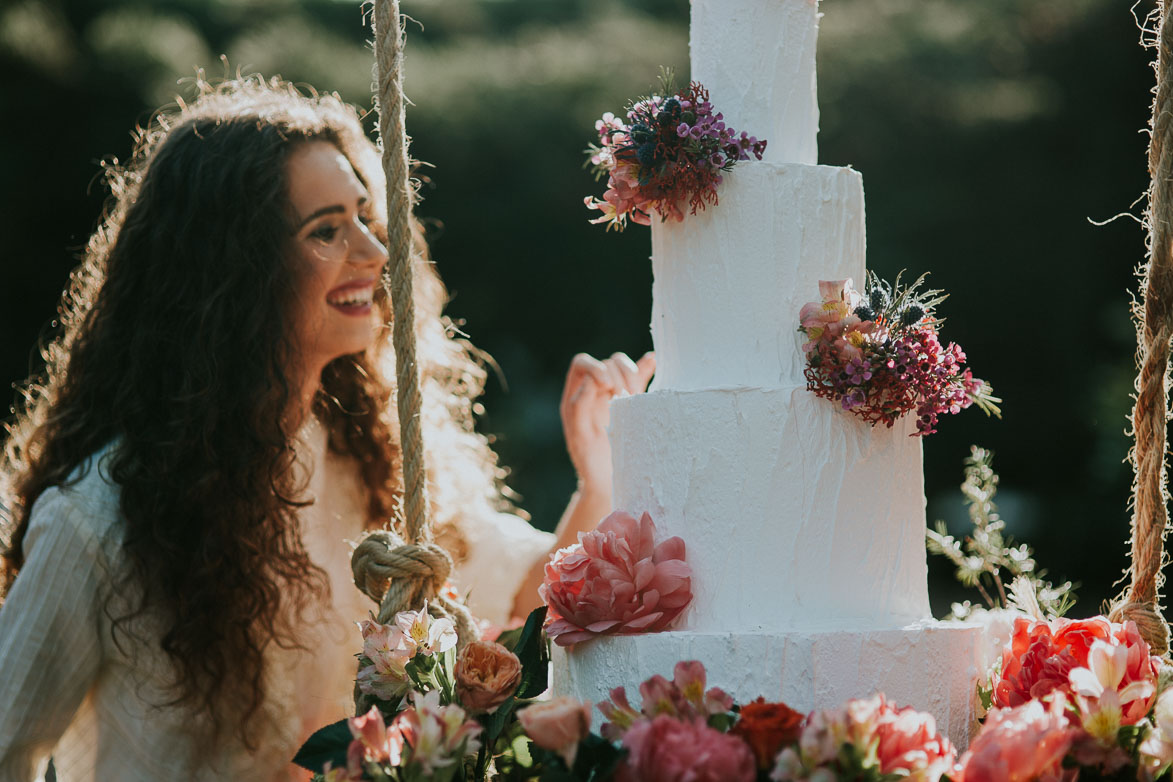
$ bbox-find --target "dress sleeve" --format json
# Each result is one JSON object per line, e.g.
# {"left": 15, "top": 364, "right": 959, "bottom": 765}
{"left": 0, "top": 487, "right": 107, "bottom": 782}
{"left": 453, "top": 511, "right": 555, "bottom": 628}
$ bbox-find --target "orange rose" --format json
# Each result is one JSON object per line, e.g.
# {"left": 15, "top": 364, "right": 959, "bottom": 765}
{"left": 517, "top": 696, "right": 592, "bottom": 768}
{"left": 730, "top": 697, "right": 804, "bottom": 770}
{"left": 453, "top": 640, "right": 522, "bottom": 713}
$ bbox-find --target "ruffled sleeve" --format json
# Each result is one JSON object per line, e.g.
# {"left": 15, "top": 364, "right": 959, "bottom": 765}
{"left": 453, "top": 511, "right": 555, "bottom": 627}
{"left": 0, "top": 486, "right": 108, "bottom": 782}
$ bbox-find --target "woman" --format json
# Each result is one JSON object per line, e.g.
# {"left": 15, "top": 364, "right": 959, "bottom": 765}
{"left": 0, "top": 76, "right": 653, "bottom": 781}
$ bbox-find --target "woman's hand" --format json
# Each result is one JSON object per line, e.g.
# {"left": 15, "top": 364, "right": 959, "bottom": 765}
{"left": 559, "top": 351, "right": 656, "bottom": 497}
{"left": 513, "top": 350, "right": 656, "bottom": 619}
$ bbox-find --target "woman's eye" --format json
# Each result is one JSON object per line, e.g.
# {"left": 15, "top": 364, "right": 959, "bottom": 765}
{"left": 311, "top": 225, "right": 339, "bottom": 242}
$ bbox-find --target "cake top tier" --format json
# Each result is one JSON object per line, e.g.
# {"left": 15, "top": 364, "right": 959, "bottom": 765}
{"left": 690, "top": 0, "right": 820, "bottom": 165}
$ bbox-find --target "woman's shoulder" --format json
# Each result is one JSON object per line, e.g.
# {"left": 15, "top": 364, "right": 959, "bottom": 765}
{"left": 24, "top": 441, "right": 124, "bottom": 558}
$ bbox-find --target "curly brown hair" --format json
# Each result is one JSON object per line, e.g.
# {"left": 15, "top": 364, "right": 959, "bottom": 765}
{"left": 0, "top": 75, "right": 510, "bottom": 747}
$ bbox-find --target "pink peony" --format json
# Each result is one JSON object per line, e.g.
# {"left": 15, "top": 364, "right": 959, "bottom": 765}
{"left": 618, "top": 715, "right": 756, "bottom": 782}
{"left": 540, "top": 510, "right": 692, "bottom": 646}
{"left": 954, "top": 694, "right": 1081, "bottom": 782}
{"left": 517, "top": 696, "right": 593, "bottom": 767}
{"left": 994, "top": 616, "right": 1160, "bottom": 717}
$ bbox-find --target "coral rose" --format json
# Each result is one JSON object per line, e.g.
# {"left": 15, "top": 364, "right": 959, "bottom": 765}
{"left": 517, "top": 696, "right": 592, "bottom": 767}
{"left": 730, "top": 697, "right": 804, "bottom": 770}
{"left": 453, "top": 640, "right": 522, "bottom": 713}
{"left": 954, "top": 694, "right": 1081, "bottom": 782}
{"left": 540, "top": 510, "right": 692, "bottom": 646}
{"left": 618, "top": 715, "right": 756, "bottom": 782}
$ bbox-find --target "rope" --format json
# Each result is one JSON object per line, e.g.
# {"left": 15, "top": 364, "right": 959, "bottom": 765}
{"left": 1110, "top": 0, "right": 1173, "bottom": 656}
{"left": 350, "top": 0, "right": 479, "bottom": 655}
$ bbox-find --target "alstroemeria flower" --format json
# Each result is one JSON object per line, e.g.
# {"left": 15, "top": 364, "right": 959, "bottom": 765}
{"left": 393, "top": 689, "right": 482, "bottom": 776}
{"left": 1069, "top": 639, "right": 1156, "bottom": 740}
{"left": 346, "top": 706, "right": 405, "bottom": 777}
{"left": 1139, "top": 687, "right": 1173, "bottom": 772}
{"left": 356, "top": 619, "right": 413, "bottom": 701}
{"left": 394, "top": 602, "right": 457, "bottom": 657}
{"left": 599, "top": 662, "right": 732, "bottom": 740}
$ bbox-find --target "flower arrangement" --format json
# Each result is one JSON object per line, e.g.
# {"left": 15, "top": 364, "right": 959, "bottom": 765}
{"left": 953, "top": 611, "right": 1170, "bottom": 781}
{"left": 540, "top": 509, "right": 693, "bottom": 647}
{"left": 798, "top": 273, "right": 1001, "bottom": 435}
{"left": 584, "top": 72, "right": 767, "bottom": 231}
{"left": 297, "top": 605, "right": 553, "bottom": 781}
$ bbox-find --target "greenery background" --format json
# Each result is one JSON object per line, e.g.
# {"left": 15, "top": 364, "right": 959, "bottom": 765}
{"left": 0, "top": 0, "right": 1157, "bottom": 617}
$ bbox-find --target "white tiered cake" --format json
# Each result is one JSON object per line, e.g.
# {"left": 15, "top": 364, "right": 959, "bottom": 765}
{"left": 552, "top": 0, "right": 983, "bottom": 743}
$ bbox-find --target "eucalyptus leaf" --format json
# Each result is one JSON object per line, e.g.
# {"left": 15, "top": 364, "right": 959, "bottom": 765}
{"left": 514, "top": 606, "right": 550, "bottom": 699}
{"left": 292, "top": 718, "right": 351, "bottom": 773}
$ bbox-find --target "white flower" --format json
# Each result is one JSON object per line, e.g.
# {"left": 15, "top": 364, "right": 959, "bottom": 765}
{"left": 1069, "top": 639, "right": 1155, "bottom": 742}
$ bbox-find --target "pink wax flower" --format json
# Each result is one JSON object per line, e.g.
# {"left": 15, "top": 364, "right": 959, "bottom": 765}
{"left": 617, "top": 714, "right": 756, "bottom": 782}
{"left": 954, "top": 694, "right": 1081, "bottom": 782}
{"left": 540, "top": 510, "right": 692, "bottom": 646}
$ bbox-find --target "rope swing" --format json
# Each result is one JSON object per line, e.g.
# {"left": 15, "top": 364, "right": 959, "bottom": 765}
{"left": 1110, "top": 0, "right": 1173, "bottom": 656}
{"left": 351, "top": 0, "right": 479, "bottom": 650}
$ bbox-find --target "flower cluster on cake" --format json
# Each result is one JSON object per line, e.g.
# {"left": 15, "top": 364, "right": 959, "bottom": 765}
{"left": 584, "top": 74, "right": 766, "bottom": 231}
{"left": 799, "top": 274, "right": 1000, "bottom": 435}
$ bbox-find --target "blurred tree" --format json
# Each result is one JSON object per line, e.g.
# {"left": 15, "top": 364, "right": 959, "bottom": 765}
{"left": 0, "top": 0, "right": 1155, "bottom": 617}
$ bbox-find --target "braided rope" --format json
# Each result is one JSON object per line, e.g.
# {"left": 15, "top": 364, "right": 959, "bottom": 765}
{"left": 1110, "top": 0, "right": 1173, "bottom": 656}
{"left": 350, "top": 0, "right": 478, "bottom": 654}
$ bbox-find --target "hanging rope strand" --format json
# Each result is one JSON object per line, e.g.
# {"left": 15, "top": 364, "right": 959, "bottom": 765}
{"left": 352, "top": 0, "right": 479, "bottom": 658}
{"left": 374, "top": 0, "right": 430, "bottom": 546}
{"left": 1111, "top": 0, "right": 1173, "bottom": 656}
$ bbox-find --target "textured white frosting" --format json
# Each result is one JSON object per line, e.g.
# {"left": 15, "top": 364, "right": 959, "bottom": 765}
{"left": 551, "top": 621, "right": 982, "bottom": 745}
{"left": 649, "top": 162, "right": 864, "bottom": 391}
{"left": 691, "top": 0, "right": 820, "bottom": 164}
{"left": 550, "top": 0, "right": 982, "bottom": 747}
{"left": 611, "top": 387, "right": 930, "bottom": 633}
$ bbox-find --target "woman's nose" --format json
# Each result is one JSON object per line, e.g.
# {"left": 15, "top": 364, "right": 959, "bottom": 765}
{"left": 348, "top": 221, "right": 389, "bottom": 267}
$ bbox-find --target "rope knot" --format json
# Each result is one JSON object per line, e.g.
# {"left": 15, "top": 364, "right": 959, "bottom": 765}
{"left": 351, "top": 530, "right": 452, "bottom": 609}
{"left": 351, "top": 529, "right": 480, "bottom": 649}
{"left": 1109, "top": 599, "right": 1170, "bottom": 656}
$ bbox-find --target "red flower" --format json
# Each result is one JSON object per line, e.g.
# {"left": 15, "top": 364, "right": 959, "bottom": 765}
{"left": 993, "top": 616, "right": 1159, "bottom": 715}
{"left": 729, "top": 697, "right": 804, "bottom": 770}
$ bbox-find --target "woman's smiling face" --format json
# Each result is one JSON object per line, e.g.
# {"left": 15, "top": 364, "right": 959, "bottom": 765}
{"left": 286, "top": 140, "right": 388, "bottom": 372}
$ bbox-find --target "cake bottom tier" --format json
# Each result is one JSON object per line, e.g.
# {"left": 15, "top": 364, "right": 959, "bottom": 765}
{"left": 551, "top": 620, "right": 983, "bottom": 746}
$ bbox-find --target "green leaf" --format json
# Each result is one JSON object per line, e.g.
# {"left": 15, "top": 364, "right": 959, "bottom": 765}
{"left": 292, "top": 718, "right": 351, "bottom": 773}
{"left": 511, "top": 734, "right": 535, "bottom": 768}
{"left": 573, "top": 733, "right": 626, "bottom": 782}
{"left": 515, "top": 606, "right": 550, "bottom": 699}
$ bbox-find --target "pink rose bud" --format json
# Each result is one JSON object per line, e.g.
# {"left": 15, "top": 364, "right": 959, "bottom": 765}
{"left": 518, "top": 696, "right": 593, "bottom": 768}
{"left": 453, "top": 640, "right": 522, "bottom": 713}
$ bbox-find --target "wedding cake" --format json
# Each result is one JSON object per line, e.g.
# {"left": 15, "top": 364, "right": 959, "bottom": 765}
{"left": 552, "top": 0, "right": 983, "bottom": 742}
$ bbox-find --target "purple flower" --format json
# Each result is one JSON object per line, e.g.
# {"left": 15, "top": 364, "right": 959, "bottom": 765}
{"left": 677, "top": 122, "right": 691, "bottom": 137}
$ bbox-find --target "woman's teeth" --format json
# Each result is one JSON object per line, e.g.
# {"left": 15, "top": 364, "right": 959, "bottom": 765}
{"left": 327, "top": 287, "right": 373, "bottom": 306}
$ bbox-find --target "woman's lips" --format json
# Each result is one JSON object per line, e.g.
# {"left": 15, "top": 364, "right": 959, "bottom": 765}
{"left": 326, "top": 279, "right": 376, "bottom": 315}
